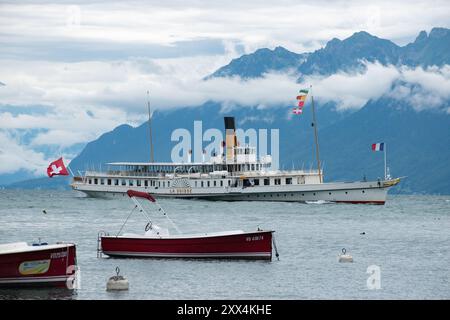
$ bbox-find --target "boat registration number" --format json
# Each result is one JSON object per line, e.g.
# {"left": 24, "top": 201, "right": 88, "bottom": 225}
{"left": 246, "top": 235, "right": 264, "bottom": 242}
{"left": 50, "top": 251, "right": 68, "bottom": 259}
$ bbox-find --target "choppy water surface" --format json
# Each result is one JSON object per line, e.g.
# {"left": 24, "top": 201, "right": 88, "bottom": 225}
{"left": 0, "top": 190, "right": 449, "bottom": 299}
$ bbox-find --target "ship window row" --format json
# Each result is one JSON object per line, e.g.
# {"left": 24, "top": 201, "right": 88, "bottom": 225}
{"left": 87, "top": 176, "right": 300, "bottom": 187}
{"left": 87, "top": 178, "right": 233, "bottom": 188}
{"left": 191, "top": 177, "right": 295, "bottom": 187}
{"left": 235, "top": 148, "right": 256, "bottom": 155}
{"left": 88, "top": 178, "right": 171, "bottom": 188}
{"left": 231, "top": 163, "right": 264, "bottom": 172}
{"left": 194, "top": 180, "right": 231, "bottom": 188}
{"left": 257, "top": 177, "right": 292, "bottom": 186}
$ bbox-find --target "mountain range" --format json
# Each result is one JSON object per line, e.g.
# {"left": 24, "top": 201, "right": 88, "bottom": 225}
{"left": 210, "top": 28, "right": 450, "bottom": 79}
{"left": 5, "top": 27, "right": 450, "bottom": 194}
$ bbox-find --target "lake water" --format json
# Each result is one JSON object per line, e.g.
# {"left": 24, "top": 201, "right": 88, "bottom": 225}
{"left": 0, "top": 190, "right": 449, "bottom": 299}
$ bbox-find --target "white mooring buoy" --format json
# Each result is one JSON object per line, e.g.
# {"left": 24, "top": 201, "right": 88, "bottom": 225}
{"left": 338, "top": 248, "right": 353, "bottom": 263}
{"left": 106, "top": 267, "right": 129, "bottom": 291}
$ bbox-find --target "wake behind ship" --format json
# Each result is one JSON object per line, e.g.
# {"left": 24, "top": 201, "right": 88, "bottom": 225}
{"left": 71, "top": 117, "right": 400, "bottom": 204}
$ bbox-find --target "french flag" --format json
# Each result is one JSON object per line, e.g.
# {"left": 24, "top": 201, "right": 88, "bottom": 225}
{"left": 371, "top": 142, "right": 384, "bottom": 151}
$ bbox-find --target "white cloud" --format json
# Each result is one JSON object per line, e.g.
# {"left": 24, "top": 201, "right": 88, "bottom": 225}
{"left": 1, "top": 1, "right": 449, "bottom": 59}
{"left": 31, "top": 130, "right": 94, "bottom": 147}
{"left": 300, "top": 63, "right": 450, "bottom": 112}
{"left": 401, "top": 65, "right": 450, "bottom": 98}
{"left": 305, "top": 62, "right": 400, "bottom": 110}
{"left": 386, "top": 65, "right": 450, "bottom": 111}
{"left": 0, "top": 131, "right": 48, "bottom": 175}
{"left": 2, "top": 59, "right": 449, "bottom": 122}
{"left": 0, "top": 106, "right": 132, "bottom": 148}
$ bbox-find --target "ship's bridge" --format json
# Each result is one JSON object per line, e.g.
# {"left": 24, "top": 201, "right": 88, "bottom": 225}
{"left": 234, "top": 146, "right": 257, "bottom": 163}
{"left": 210, "top": 145, "right": 270, "bottom": 165}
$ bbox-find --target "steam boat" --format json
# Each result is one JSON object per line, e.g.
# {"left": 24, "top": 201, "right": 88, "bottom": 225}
{"left": 72, "top": 116, "right": 400, "bottom": 204}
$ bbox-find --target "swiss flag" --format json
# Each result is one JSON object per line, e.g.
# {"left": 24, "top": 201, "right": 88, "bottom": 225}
{"left": 47, "top": 157, "right": 69, "bottom": 177}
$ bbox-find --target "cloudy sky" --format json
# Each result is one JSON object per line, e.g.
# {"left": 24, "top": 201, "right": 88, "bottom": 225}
{"left": 0, "top": 0, "right": 449, "bottom": 179}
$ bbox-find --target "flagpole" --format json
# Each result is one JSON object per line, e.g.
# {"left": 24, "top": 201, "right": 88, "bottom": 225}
{"left": 61, "top": 156, "right": 74, "bottom": 177}
{"left": 384, "top": 142, "right": 387, "bottom": 180}
{"left": 147, "top": 90, "right": 154, "bottom": 163}
{"left": 67, "top": 165, "right": 75, "bottom": 177}
{"left": 310, "top": 85, "right": 323, "bottom": 183}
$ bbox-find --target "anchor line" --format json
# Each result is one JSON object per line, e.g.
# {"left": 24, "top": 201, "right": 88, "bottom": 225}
{"left": 272, "top": 234, "right": 280, "bottom": 260}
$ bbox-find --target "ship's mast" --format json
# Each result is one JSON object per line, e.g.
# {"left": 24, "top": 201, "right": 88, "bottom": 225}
{"left": 310, "top": 86, "right": 323, "bottom": 183}
{"left": 147, "top": 90, "right": 154, "bottom": 163}
{"left": 384, "top": 142, "right": 387, "bottom": 180}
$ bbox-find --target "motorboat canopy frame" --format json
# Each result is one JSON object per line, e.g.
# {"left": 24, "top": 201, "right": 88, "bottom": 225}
{"left": 117, "top": 190, "right": 182, "bottom": 236}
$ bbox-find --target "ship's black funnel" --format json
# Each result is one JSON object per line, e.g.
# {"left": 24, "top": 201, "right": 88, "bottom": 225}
{"left": 224, "top": 117, "right": 235, "bottom": 130}
{"left": 224, "top": 117, "right": 236, "bottom": 162}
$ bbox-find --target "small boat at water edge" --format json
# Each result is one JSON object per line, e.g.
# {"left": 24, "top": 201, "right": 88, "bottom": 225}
{"left": 0, "top": 242, "right": 77, "bottom": 288}
{"left": 98, "top": 190, "right": 276, "bottom": 260}
{"left": 100, "top": 230, "right": 274, "bottom": 260}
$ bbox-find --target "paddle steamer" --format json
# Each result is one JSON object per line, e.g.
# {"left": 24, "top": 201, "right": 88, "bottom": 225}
{"left": 72, "top": 116, "right": 399, "bottom": 204}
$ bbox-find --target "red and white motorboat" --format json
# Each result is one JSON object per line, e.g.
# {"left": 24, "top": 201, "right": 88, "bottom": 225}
{"left": 99, "top": 190, "right": 277, "bottom": 260}
{"left": 0, "top": 242, "right": 77, "bottom": 288}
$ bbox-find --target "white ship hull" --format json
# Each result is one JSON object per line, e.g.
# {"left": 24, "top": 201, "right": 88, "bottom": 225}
{"left": 73, "top": 179, "right": 398, "bottom": 204}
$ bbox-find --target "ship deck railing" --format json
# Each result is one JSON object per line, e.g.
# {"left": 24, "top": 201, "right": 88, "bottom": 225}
{"left": 82, "top": 169, "right": 320, "bottom": 179}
